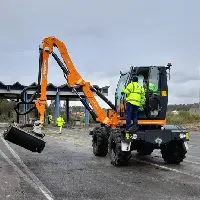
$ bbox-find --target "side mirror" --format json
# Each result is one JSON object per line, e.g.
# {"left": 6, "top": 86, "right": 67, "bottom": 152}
{"left": 166, "top": 63, "right": 171, "bottom": 80}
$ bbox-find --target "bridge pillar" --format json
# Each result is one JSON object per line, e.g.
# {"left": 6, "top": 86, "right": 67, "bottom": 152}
{"left": 66, "top": 99, "right": 69, "bottom": 123}
{"left": 55, "top": 89, "right": 60, "bottom": 121}
{"left": 23, "top": 92, "right": 27, "bottom": 124}
{"left": 16, "top": 96, "right": 19, "bottom": 123}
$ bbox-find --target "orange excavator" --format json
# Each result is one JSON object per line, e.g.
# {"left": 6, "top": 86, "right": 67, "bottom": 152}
{"left": 3, "top": 37, "right": 189, "bottom": 166}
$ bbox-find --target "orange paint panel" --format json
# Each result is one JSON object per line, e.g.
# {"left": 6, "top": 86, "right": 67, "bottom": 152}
{"left": 119, "top": 119, "right": 166, "bottom": 126}
{"left": 138, "top": 120, "right": 166, "bottom": 125}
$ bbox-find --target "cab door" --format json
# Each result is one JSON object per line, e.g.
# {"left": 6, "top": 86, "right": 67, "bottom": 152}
{"left": 115, "top": 72, "right": 129, "bottom": 118}
{"left": 147, "top": 66, "right": 160, "bottom": 117}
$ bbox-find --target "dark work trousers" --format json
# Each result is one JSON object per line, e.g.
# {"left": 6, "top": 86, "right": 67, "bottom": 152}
{"left": 126, "top": 102, "right": 139, "bottom": 130}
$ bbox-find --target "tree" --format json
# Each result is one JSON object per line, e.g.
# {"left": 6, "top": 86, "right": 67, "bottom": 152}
{"left": 0, "top": 99, "right": 15, "bottom": 122}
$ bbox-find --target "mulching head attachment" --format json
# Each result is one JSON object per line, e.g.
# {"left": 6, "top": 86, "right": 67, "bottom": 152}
{"left": 3, "top": 123, "right": 46, "bottom": 153}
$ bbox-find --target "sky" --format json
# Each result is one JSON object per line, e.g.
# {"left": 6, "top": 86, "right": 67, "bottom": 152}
{"left": 0, "top": 0, "right": 200, "bottom": 108}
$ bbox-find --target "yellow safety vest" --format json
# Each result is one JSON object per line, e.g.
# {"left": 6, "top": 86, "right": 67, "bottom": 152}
{"left": 123, "top": 82, "right": 145, "bottom": 106}
{"left": 56, "top": 117, "right": 64, "bottom": 126}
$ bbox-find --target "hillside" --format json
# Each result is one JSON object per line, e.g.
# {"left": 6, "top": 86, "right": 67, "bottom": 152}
{"left": 167, "top": 103, "right": 200, "bottom": 111}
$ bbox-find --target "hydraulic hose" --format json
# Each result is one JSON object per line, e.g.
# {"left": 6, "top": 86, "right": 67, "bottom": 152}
{"left": 72, "top": 87, "right": 97, "bottom": 121}
{"left": 14, "top": 48, "right": 42, "bottom": 115}
{"left": 52, "top": 52, "right": 68, "bottom": 75}
{"left": 91, "top": 86, "right": 116, "bottom": 111}
{"left": 14, "top": 50, "right": 66, "bottom": 116}
{"left": 51, "top": 52, "right": 116, "bottom": 121}
{"left": 14, "top": 101, "right": 37, "bottom": 115}
{"left": 51, "top": 52, "right": 98, "bottom": 120}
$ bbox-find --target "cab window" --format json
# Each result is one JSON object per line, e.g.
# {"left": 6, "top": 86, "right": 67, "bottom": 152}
{"left": 148, "top": 67, "right": 159, "bottom": 93}
{"left": 115, "top": 73, "right": 129, "bottom": 108}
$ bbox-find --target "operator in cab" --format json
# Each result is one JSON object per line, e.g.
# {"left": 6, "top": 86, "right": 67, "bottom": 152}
{"left": 143, "top": 78, "right": 158, "bottom": 95}
{"left": 122, "top": 76, "right": 145, "bottom": 130}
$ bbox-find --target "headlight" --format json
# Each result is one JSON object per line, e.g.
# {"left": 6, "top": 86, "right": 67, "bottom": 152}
{"left": 132, "top": 134, "right": 137, "bottom": 139}
{"left": 179, "top": 133, "right": 186, "bottom": 138}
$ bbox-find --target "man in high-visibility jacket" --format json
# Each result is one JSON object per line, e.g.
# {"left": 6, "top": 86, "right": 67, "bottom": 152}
{"left": 56, "top": 115, "right": 65, "bottom": 133}
{"left": 122, "top": 76, "right": 145, "bottom": 130}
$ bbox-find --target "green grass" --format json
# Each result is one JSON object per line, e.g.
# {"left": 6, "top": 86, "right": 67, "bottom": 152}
{"left": 166, "top": 111, "right": 200, "bottom": 125}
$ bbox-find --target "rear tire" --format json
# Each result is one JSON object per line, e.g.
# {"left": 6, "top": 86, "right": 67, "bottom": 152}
{"left": 108, "top": 128, "right": 132, "bottom": 166}
{"left": 92, "top": 127, "right": 109, "bottom": 157}
{"left": 161, "top": 141, "right": 186, "bottom": 164}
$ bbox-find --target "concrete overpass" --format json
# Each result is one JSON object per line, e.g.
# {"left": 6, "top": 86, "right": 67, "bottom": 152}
{"left": 0, "top": 81, "right": 109, "bottom": 124}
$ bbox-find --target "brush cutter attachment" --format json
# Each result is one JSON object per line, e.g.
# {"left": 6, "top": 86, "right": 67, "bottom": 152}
{"left": 3, "top": 122, "right": 46, "bottom": 153}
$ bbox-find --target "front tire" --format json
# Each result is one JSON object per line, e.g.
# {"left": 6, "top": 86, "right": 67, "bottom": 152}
{"left": 161, "top": 141, "right": 187, "bottom": 164}
{"left": 108, "top": 128, "right": 132, "bottom": 166}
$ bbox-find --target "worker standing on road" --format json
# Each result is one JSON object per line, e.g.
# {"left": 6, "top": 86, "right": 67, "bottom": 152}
{"left": 56, "top": 115, "right": 65, "bottom": 134}
{"left": 47, "top": 113, "right": 52, "bottom": 124}
{"left": 122, "top": 76, "right": 145, "bottom": 130}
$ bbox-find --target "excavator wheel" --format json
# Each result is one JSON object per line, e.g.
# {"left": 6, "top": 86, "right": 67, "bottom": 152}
{"left": 161, "top": 141, "right": 186, "bottom": 164}
{"left": 92, "top": 126, "right": 109, "bottom": 157}
{"left": 108, "top": 128, "right": 132, "bottom": 166}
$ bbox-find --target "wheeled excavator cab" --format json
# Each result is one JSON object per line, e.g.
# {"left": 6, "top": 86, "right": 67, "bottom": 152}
{"left": 113, "top": 63, "right": 172, "bottom": 126}
{"left": 102, "top": 63, "right": 189, "bottom": 166}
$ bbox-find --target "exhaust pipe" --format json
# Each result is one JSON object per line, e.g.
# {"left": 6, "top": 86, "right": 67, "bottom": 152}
{"left": 3, "top": 123, "right": 46, "bottom": 153}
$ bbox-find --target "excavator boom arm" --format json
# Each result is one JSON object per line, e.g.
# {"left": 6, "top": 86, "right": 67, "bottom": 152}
{"left": 3, "top": 36, "right": 119, "bottom": 154}
{"left": 36, "top": 37, "right": 119, "bottom": 128}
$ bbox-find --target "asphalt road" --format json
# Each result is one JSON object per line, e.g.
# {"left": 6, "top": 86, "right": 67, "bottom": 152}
{"left": 0, "top": 127, "right": 200, "bottom": 200}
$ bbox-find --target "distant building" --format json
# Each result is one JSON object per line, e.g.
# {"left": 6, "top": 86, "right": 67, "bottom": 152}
{"left": 71, "top": 111, "right": 84, "bottom": 118}
{"left": 171, "top": 110, "right": 179, "bottom": 115}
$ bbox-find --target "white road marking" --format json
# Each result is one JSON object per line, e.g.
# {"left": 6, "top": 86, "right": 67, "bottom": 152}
{"left": 186, "top": 154, "right": 200, "bottom": 160}
{"left": 184, "top": 160, "right": 200, "bottom": 165}
{"left": 0, "top": 149, "right": 39, "bottom": 191}
{"left": 1, "top": 138, "right": 54, "bottom": 200}
{"left": 131, "top": 157, "right": 200, "bottom": 179}
{"left": 188, "top": 144, "right": 200, "bottom": 149}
